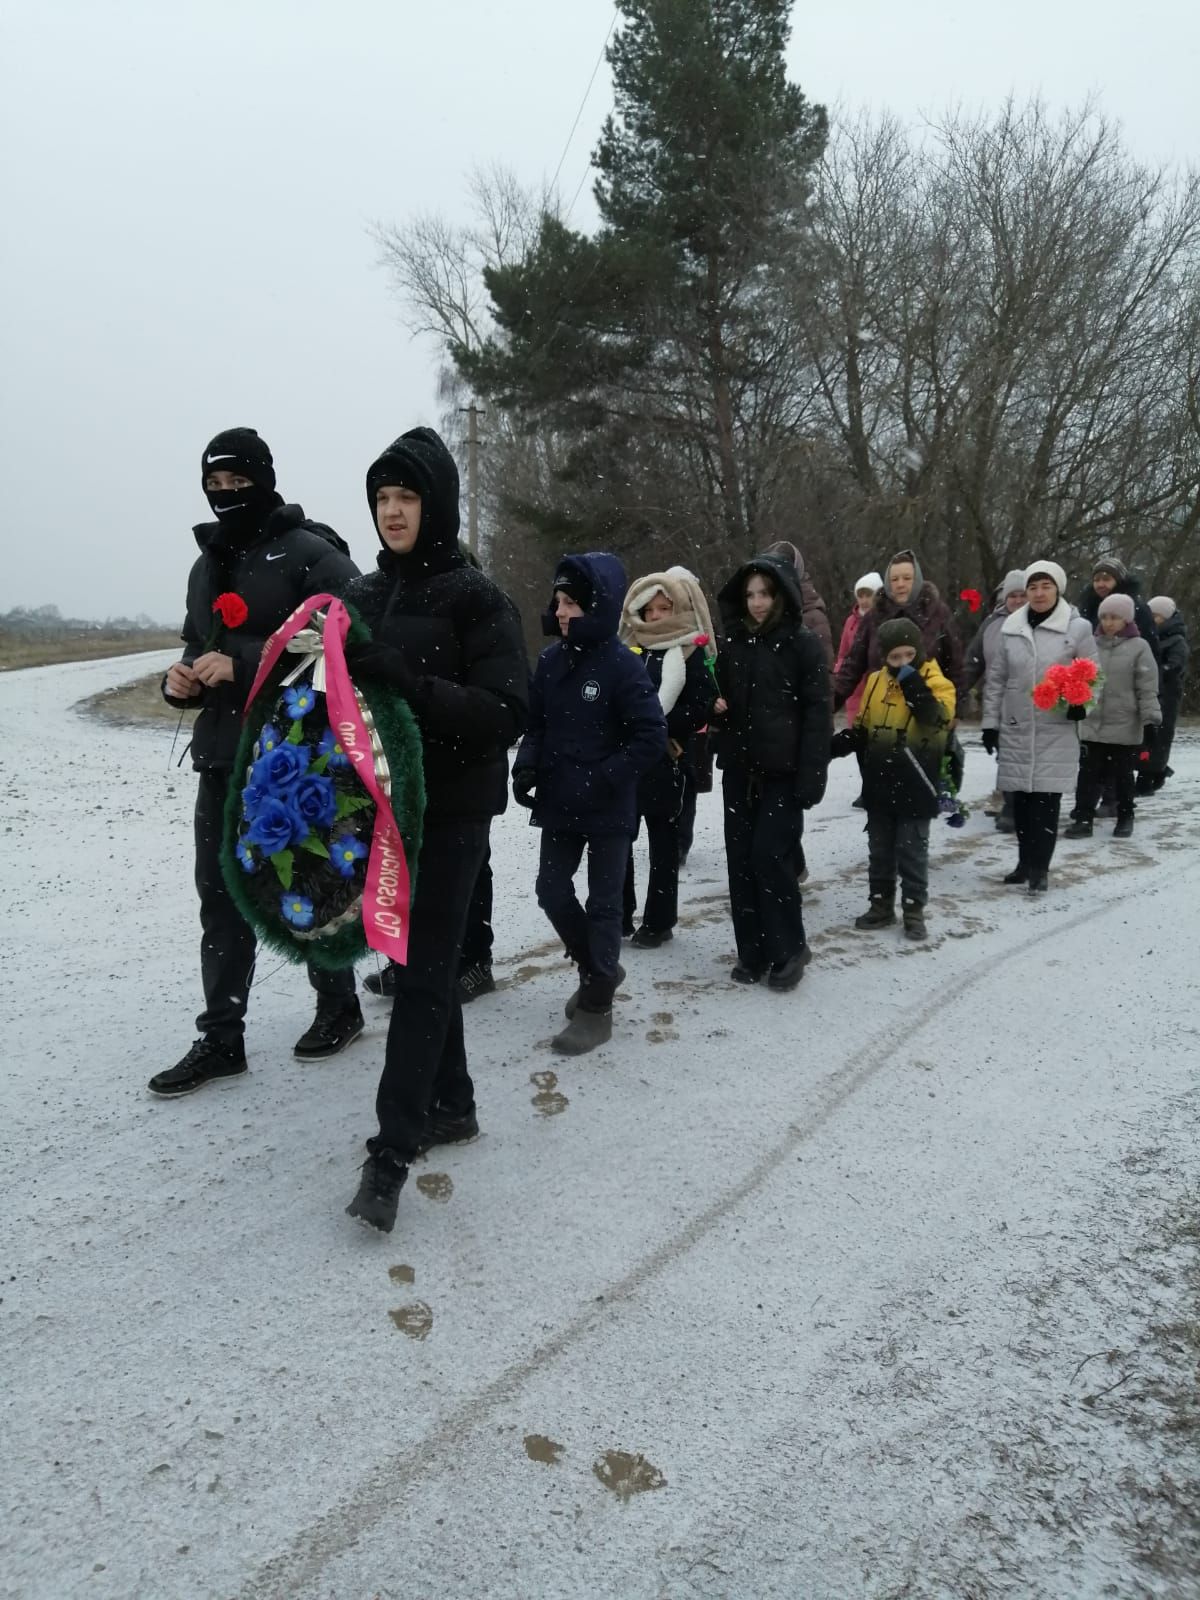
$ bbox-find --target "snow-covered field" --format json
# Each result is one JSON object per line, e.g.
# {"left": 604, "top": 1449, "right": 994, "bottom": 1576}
{"left": 3, "top": 652, "right": 1198, "bottom": 1600}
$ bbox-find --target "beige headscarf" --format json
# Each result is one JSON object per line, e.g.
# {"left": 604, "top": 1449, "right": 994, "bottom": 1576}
{"left": 620, "top": 567, "right": 717, "bottom": 715}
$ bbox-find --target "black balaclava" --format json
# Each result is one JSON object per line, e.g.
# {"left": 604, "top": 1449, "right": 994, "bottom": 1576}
{"left": 201, "top": 427, "right": 282, "bottom": 546}
{"left": 365, "top": 427, "right": 462, "bottom": 581}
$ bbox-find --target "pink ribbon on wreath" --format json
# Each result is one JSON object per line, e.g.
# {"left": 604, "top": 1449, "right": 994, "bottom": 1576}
{"left": 245, "top": 594, "right": 413, "bottom": 965}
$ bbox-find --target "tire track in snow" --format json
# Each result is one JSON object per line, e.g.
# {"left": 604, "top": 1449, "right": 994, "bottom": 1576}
{"left": 237, "top": 845, "right": 1200, "bottom": 1599}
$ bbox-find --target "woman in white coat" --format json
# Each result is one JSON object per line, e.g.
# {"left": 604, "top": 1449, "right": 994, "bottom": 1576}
{"left": 981, "top": 559, "right": 1098, "bottom": 892}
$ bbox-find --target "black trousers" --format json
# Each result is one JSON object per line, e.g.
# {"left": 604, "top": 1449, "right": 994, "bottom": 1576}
{"left": 536, "top": 829, "right": 630, "bottom": 1008}
{"left": 676, "top": 772, "right": 698, "bottom": 859}
{"left": 1075, "top": 743, "right": 1138, "bottom": 821}
{"left": 376, "top": 819, "right": 490, "bottom": 1159}
{"left": 1147, "top": 702, "right": 1179, "bottom": 778}
{"left": 722, "top": 770, "right": 806, "bottom": 971}
{"left": 1011, "top": 791, "right": 1062, "bottom": 872}
{"left": 623, "top": 813, "right": 682, "bottom": 934}
{"left": 194, "top": 769, "right": 354, "bottom": 1045}
{"left": 459, "top": 841, "right": 493, "bottom": 966}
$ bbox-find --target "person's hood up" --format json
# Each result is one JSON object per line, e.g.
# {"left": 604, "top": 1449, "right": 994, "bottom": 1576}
{"left": 543, "top": 552, "right": 628, "bottom": 646}
{"left": 717, "top": 552, "right": 805, "bottom": 628}
{"left": 765, "top": 540, "right": 806, "bottom": 582}
{"left": 620, "top": 569, "right": 710, "bottom": 653}
{"left": 365, "top": 427, "right": 461, "bottom": 574}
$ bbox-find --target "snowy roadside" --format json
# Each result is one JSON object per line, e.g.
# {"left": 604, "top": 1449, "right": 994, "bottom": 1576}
{"left": 1, "top": 653, "right": 1197, "bottom": 1599}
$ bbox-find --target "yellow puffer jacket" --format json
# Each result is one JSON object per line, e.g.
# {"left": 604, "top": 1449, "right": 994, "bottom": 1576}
{"left": 853, "top": 659, "right": 956, "bottom": 817}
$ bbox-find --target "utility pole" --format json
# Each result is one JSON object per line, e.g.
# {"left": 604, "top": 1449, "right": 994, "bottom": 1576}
{"left": 459, "top": 402, "right": 486, "bottom": 555}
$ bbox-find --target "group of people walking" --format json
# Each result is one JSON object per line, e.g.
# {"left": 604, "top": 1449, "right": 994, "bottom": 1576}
{"left": 152, "top": 425, "right": 1190, "bottom": 1233}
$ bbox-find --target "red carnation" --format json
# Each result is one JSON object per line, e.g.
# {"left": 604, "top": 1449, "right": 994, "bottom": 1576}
{"left": 1043, "top": 662, "right": 1071, "bottom": 689}
{"left": 960, "top": 587, "right": 983, "bottom": 614}
{"left": 1032, "top": 679, "right": 1061, "bottom": 710}
{"left": 1069, "top": 656, "right": 1099, "bottom": 684}
{"left": 212, "top": 592, "right": 249, "bottom": 629}
{"left": 1062, "top": 678, "right": 1094, "bottom": 706}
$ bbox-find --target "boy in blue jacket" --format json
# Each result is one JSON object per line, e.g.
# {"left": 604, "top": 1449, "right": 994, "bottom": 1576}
{"left": 513, "top": 554, "right": 667, "bottom": 1054}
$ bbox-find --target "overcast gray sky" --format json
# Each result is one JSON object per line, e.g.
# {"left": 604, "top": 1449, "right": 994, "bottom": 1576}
{"left": 1, "top": 0, "right": 1195, "bottom": 622}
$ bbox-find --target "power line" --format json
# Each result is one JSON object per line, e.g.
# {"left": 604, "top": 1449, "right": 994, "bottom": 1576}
{"left": 548, "top": 2, "right": 620, "bottom": 200}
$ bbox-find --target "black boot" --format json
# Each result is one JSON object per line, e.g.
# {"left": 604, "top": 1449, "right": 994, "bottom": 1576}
{"left": 364, "top": 963, "right": 397, "bottom": 999}
{"left": 345, "top": 1148, "right": 409, "bottom": 1233}
{"left": 855, "top": 884, "right": 896, "bottom": 929}
{"left": 1064, "top": 818, "right": 1093, "bottom": 838}
{"left": 1027, "top": 869, "right": 1049, "bottom": 893}
{"left": 901, "top": 900, "right": 927, "bottom": 941}
{"left": 1003, "top": 862, "right": 1029, "bottom": 885}
{"left": 457, "top": 961, "right": 496, "bottom": 1004}
{"left": 552, "top": 1005, "right": 613, "bottom": 1055}
{"left": 293, "top": 997, "right": 365, "bottom": 1060}
{"left": 1113, "top": 815, "right": 1134, "bottom": 838}
{"left": 565, "top": 963, "right": 624, "bottom": 1020}
{"left": 767, "top": 945, "right": 813, "bottom": 991}
{"left": 148, "top": 1036, "right": 247, "bottom": 1097}
{"left": 630, "top": 926, "right": 673, "bottom": 949}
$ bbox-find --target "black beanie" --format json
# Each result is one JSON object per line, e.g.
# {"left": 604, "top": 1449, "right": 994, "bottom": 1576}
{"left": 365, "top": 427, "right": 460, "bottom": 550}
{"left": 201, "top": 427, "right": 276, "bottom": 491}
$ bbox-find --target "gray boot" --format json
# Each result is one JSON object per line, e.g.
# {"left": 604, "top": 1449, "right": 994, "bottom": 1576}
{"left": 901, "top": 899, "right": 927, "bottom": 941}
{"left": 564, "top": 963, "right": 625, "bottom": 1019}
{"left": 855, "top": 883, "right": 896, "bottom": 930}
{"left": 552, "top": 1006, "right": 613, "bottom": 1056}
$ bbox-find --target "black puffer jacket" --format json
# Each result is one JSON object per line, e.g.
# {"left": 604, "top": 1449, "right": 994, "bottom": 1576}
{"left": 1156, "top": 612, "right": 1190, "bottom": 717}
{"left": 164, "top": 503, "right": 359, "bottom": 770}
{"left": 341, "top": 429, "right": 529, "bottom": 821}
{"left": 713, "top": 554, "right": 832, "bottom": 802}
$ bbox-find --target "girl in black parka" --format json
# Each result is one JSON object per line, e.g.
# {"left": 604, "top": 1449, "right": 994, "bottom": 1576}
{"left": 712, "top": 554, "right": 832, "bottom": 991}
{"left": 341, "top": 428, "right": 529, "bottom": 1234}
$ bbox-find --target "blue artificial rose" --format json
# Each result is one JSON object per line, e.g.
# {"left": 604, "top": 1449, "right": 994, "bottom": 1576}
{"left": 251, "top": 742, "right": 310, "bottom": 794}
{"left": 292, "top": 772, "right": 338, "bottom": 831}
{"left": 242, "top": 778, "right": 270, "bottom": 819}
{"left": 245, "top": 796, "right": 308, "bottom": 853}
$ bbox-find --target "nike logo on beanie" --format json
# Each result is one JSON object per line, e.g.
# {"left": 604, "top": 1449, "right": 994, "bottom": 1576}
{"left": 205, "top": 453, "right": 236, "bottom": 465}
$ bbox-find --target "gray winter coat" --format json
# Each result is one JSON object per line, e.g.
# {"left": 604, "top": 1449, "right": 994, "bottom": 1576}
{"left": 1082, "top": 629, "right": 1161, "bottom": 746}
{"left": 982, "top": 600, "right": 1098, "bottom": 793}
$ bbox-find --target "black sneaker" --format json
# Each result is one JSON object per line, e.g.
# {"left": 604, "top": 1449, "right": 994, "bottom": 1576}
{"left": 148, "top": 1037, "right": 246, "bottom": 1097}
{"left": 457, "top": 962, "right": 496, "bottom": 1004}
{"left": 366, "top": 1106, "right": 479, "bottom": 1158}
{"left": 293, "top": 999, "right": 365, "bottom": 1060}
{"left": 364, "top": 964, "right": 397, "bottom": 999}
{"left": 767, "top": 946, "right": 813, "bottom": 991}
{"left": 630, "top": 926, "right": 673, "bottom": 949}
{"left": 346, "top": 1148, "right": 409, "bottom": 1233}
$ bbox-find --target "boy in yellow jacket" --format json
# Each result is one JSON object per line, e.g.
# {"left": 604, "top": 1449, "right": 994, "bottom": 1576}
{"left": 830, "top": 618, "right": 956, "bottom": 940}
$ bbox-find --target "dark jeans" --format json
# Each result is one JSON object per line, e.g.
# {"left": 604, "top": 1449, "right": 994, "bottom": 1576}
{"left": 722, "top": 770, "right": 806, "bottom": 971}
{"left": 1011, "top": 791, "right": 1062, "bottom": 871}
{"left": 194, "top": 769, "right": 354, "bottom": 1045}
{"left": 1075, "top": 743, "right": 1138, "bottom": 821}
{"left": 536, "top": 830, "right": 630, "bottom": 1009}
{"left": 376, "top": 819, "right": 490, "bottom": 1159}
{"left": 459, "top": 842, "right": 493, "bottom": 966}
{"left": 623, "top": 814, "right": 682, "bottom": 934}
{"left": 866, "top": 812, "right": 931, "bottom": 905}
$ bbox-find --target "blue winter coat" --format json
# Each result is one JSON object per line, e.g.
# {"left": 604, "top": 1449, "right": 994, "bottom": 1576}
{"left": 514, "top": 553, "right": 668, "bottom": 836}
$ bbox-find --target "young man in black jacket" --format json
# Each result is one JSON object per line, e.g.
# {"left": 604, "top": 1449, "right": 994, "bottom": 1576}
{"left": 341, "top": 428, "right": 529, "bottom": 1233}
{"left": 149, "top": 428, "right": 363, "bottom": 1097}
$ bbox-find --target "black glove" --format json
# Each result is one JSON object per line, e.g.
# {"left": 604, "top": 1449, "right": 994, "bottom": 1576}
{"left": 1142, "top": 724, "right": 1157, "bottom": 748}
{"left": 343, "top": 638, "right": 419, "bottom": 698}
{"left": 795, "top": 769, "right": 827, "bottom": 810}
{"left": 1065, "top": 704, "right": 1086, "bottom": 722}
{"left": 981, "top": 728, "right": 999, "bottom": 756}
{"left": 829, "top": 727, "right": 858, "bottom": 760}
{"left": 512, "top": 768, "right": 537, "bottom": 808}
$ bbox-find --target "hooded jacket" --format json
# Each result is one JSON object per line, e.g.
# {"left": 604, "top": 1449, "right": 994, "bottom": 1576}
{"left": 1155, "top": 611, "right": 1190, "bottom": 719}
{"left": 1082, "top": 626, "right": 1161, "bottom": 746}
{"left": 713, "top": 553, "right": 832, "bottom": 803}
{"left": 761, "top": 542, "right": 834, "bottom": 667}
{"left": 982, "top": 597, "right": 1098, "bottom": 793}
{"left": 164, "top": 503, "right": 360, "bottom": 771}
{"left": 513, "top": 553, "right": 668, "bottom": 836}
{"left": 340, "top": 428, "right": 529, "bottom": 820}
{"left": 833, "top": 549, "right": 965, "bottom": 709}
{"left": 1075, "top": 572, "right": 1161, "bottom": 668}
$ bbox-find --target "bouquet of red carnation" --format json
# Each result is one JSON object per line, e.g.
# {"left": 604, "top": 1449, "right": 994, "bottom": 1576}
{"left": 959, "top": 587, "right": 984, "bottom": 614}
{"left": 1031, "top": 656, "right": 1100, "bottom": 713}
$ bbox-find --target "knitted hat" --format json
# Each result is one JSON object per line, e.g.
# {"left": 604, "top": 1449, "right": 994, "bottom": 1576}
{"left": 1000, "top": 568, "right": 1026, "bottom": 599}
{"left": 878, "top": 617, "right": 924, "bottom": 662}
{"left": 1023, "top": 558, "right": 1066, "bottom": 594}
{"left": 1093, "top": 556, "right": 1128, "bottom": 581}
{"left": 854, "top": 570, "right": 883, "bottom": 596}
{"left": 1098, "top": 593, "right": 1136, "bottom": 623}
{"left": 201, "top": 427, "right": 276, "bottom": 491}
{"left": 1149, "top": 596, "right": 1176, "bottom": 620}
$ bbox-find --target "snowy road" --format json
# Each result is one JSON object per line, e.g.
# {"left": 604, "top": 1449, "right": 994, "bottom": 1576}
{"left": 2, "top": 654, "right": 1198, "bottom": 1599}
